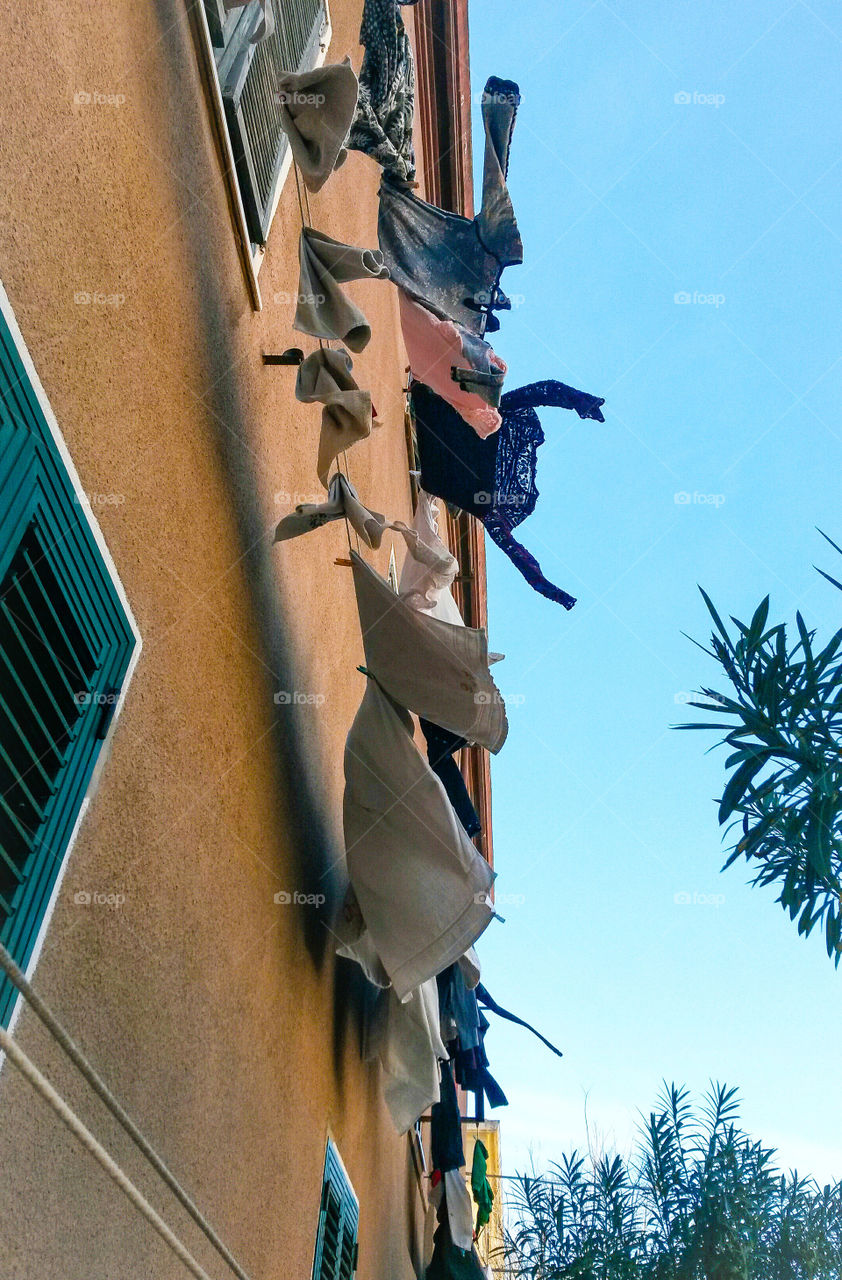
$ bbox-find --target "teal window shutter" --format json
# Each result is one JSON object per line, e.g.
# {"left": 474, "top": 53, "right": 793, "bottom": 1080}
{"left": 311, "top": 1140, "right": 359, "bottom": 1280}
{"left": 0, "top": 302, "right": 136, "bottom": 1026}
{"left": 203, "top": 0, "right": 330, "bottom": 245}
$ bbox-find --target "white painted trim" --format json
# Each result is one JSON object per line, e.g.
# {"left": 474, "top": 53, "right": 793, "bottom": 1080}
{"left": 0, "top": 280, "right": 142, "bottom": 1048}
{"left": 190, "top": 0, "right": 263, "bottom": 309}
{"left": 190, "top": 0, "right": 333, "bottom": 308}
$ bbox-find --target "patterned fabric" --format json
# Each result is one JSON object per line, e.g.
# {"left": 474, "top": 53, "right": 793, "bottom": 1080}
{"left": 348, "top": 0, "right": 419, "bottom": 182}
{"left": 411, "top": 380, "right": 605, "bottom": 608}
{"left": 497, "top": 379, "right": 605, "bottom": 526}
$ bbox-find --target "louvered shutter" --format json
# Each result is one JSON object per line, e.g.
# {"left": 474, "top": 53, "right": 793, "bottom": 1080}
{"left": 206, "top": 0, "right": 330, "bottom": 245}
{"left": 0, "top": 305, "right": 136, "bottom": 1026}
{"left": 311, "top": 1141, "right": 359, "bottom": 1280}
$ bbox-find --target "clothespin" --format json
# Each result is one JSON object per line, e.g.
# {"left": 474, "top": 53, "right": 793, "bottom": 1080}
{"left": 334, "top": 557, "right": 353, "bottom": 567}
{"left": 450, "top": 366, "right": 505, "bottom": 392}
{"left": 262, "top": 348, "right": 304, "bottom": 365}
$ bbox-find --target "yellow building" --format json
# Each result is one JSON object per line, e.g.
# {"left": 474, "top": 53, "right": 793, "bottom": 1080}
{"left": 465, "top": 1120, "right": 506, "bottom": 1278}
{"left": 0, "top": 2, "right": 496, "bottom": 1277}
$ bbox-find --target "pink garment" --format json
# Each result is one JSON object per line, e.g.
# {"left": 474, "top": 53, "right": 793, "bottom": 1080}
{"left": 399, "top": 292, "right": 506, "bottom": 438}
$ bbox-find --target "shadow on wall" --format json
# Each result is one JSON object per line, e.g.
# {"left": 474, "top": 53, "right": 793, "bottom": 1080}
{"left": 151, "top": 0, "right": 366, "bottom": 1072}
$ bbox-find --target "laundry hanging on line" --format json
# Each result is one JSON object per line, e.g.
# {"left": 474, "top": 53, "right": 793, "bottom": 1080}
{"left": 471, "top": 1140, "right": 494, "bottom": 1233}
{"left": 274, "top": 473, "right": 459, "bottom": 595}
{"left": 276, "top": 59, "right": 359, "bottom": 193}
{"left": 397, "top": 489, "right": 466, "bottom": 626}
{"left": 348, "top": 0, "right": 419, "bottom": 182}
{"left": 378, "top": 77, "right": 523, "bottom": 337}
{"left": 398, "top": 292, "right": 506, "bottom": 438}
{"left": 421, "top": 719, "right": 482, "bottom": 839}
{"left": 411, "top": 379, "right": 605, "bottom": 607}
{"left": 366, "top": 978, "right": 447, "bottom": 1134}
{"left": 351, "top": 550, "right": 508, "bottom": 752}
{"left": 476, "top": 983, "right": 564, "bottom": 1057}
{"left": 438, "top": 962, "right": 508, "bottom": 1120}
{"left": 431, "top": 1058, "right": 464, "bottom": 1174}
{"left": 294, "top": 227, "right": 390, "bottom": 352}
{"left": 293, "top": 348, "right": 373, "bottom": 486}
{"left": 426, "top": 1186, "right": 488, "bottom": 1279}
{"left": 338, "top": 675, "right": 496, "bottom": 1001}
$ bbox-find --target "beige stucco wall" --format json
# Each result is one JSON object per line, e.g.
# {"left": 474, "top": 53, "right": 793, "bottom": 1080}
{"left": 0, "top": 1, "right": 438, "bottom": 1277}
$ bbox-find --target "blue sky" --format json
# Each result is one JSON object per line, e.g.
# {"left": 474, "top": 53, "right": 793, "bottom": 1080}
{"left": 466, "top": 0, "right": 842, "bottom": 1184}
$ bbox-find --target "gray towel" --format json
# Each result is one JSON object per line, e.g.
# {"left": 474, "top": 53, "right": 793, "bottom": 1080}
{"left": 294, "top": 228, "right": 389, "bottom": 352}
{"left": 277, "top": 59, "right": 359, "bottom": 193}
{"left": 294, "top": 347, "right": 372, "bottom": 485}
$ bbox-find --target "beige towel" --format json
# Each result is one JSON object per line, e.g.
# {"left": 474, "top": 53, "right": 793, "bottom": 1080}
{"left": 352, "top": 551, "right": 508, "bottom": 753}
{"left": 342, "top": 677, "right": 496, "bottom": 1001}
{"left": 294, "top": 348, "right": 372, "bottom": 485}
{"left": 367, "top": 980, "right": 448, "bottom": 1134}
{"left": 294, "top": 228, "right": 389, "bottom": 352}
{"left": 277, "top": 59, "right": 359, "bottom": 192}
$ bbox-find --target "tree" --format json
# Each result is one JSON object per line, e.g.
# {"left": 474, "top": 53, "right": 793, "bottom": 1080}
{"left": 501, "top": 1083, "right": 842, "bottom": 1279}
{"left": 677, "top": 533, "right": 842, "bottom": 963}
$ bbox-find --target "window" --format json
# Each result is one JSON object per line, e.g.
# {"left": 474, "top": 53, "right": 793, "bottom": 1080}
{"left": 311, "top": 1140, "right": 359, "bottom": 1280}
{"left": 0, "top": 289, "right": 138, "bottom": 1026}
{"left": 202, "top": 0, "right": 331, "bottom": 246}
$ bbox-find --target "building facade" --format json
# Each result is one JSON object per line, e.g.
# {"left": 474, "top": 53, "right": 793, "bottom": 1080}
{"left": 0, "top": 2, "right": 496, "bottom": 1277}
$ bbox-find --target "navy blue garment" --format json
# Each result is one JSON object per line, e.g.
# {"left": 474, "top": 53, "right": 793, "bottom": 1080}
{"left": 431, "top": 1058, "right": 464, "bottom": 1174}
{"left": 452, "top": 1009, "right": 508, "bottom": 1120}
{"left": 411, "top": 380, "right": 605, "bottom": 607}
{"left": 437, "top": 963, "right": 482, "bottom": 1051}
{"left": 420, "top": 718, "right": 482, "bottom": 838}
{"left": 476, "top": 983, "right": 564, "bottom": 1057}
{"left": 379, "top": 78, "right": 523, "bottom": 336}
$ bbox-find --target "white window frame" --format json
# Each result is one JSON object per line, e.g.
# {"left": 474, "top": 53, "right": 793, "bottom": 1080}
{"left": 189, "top": 0, "right": 333, "bottom": 311}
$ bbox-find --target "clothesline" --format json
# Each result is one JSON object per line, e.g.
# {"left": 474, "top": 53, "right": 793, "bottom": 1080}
{"left": 0, "top": 1025, "right": 218, "bottom": 1280}
{"left": 0, "top": 942, "right": 254, "bottom": 1280}
{"left": 265, "top": 6, "right": 587, "bottom": 1277}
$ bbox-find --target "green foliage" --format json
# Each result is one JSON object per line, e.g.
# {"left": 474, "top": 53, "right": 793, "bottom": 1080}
{"left": 501, "top": 1083, "right": 842, "bottom": 1280}
{"left": 677, "top": 533, "right": 842, "bottom": 963}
